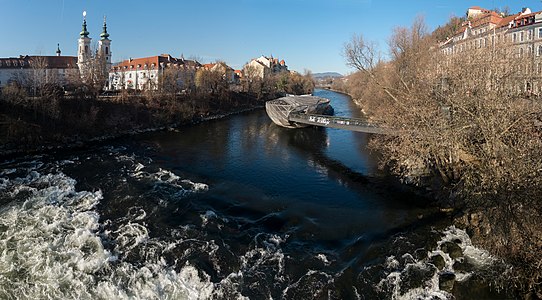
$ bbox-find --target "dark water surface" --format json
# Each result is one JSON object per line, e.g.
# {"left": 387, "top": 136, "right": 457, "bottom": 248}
{"left": 0, "top": 90, "right": 507, "bottom": 299}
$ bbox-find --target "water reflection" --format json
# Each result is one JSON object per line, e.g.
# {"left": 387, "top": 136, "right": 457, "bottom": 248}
{"left": 132, "top": 91, "right": 435, "bottom": 246}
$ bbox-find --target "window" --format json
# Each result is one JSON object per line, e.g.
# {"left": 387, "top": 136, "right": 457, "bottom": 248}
{"left": 513, "top": 33, "right": 517, "bottom": 42}
{"left": 106, "top": 47, "right": 109, "bottom": 55}
{"left": 539, "top": 28, "right": 542, "bottom": 39}
{"left": 129, "top": 73, "right": 132, "bottom": 78}
{"left": 538, "top": 45, "right": 542, "bottom": 56}
{"left": 529, "top": 29, "right": 533, "bottom": 40}
{"left": 85, "top": 45, "right": 88, "bottom": 53}
{"left": 520, "top": 48, "right": 524, "bottom": 58}
{"left": 520, "top": 32, "right": 524, "bottom": 42}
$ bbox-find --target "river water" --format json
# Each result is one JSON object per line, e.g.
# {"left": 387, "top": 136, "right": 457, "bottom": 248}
{"left": 0, "top": 89, "right": 508, "bottom": 299}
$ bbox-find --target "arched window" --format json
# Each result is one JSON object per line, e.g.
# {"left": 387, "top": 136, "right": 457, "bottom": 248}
{"left": 106, "top": 47, "right": 109, "bottom": 55}
{"left": 537, "top": 45, "right": 542, "bottom": 56}
{"left": 85, "top": 45, "right": 88, "bottom": 54}
{"left": 519, "top": 47, "right": 524, "bottom": 58}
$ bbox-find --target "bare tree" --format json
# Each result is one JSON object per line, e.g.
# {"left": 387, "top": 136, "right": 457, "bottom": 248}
{"left": 195, "top": 68, "right": 227, "bottom": 95}
{"left": 343, "top": 34, "right": 380, "bottom": 73}
{"left": 344, "top": 16, "right": 542, "bottom": 295}
{"left": 29, "top": 56, "right": 48, "bottom": 97}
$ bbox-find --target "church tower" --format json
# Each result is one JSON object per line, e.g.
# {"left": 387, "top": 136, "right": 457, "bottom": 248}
{"left": 77, "top": 11, "right": 92, "bottom": 74}
{"left": 98, "top": 16, "right": 112, "bottom": 71}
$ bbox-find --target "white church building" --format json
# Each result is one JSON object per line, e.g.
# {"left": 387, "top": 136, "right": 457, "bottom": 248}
{"left": 0, "top": 12, "right": 111, "bottom": 89}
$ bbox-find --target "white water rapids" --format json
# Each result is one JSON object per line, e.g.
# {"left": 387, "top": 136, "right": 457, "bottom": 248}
{"left": 0, "top": 161, "right": 219, "bottom": 299}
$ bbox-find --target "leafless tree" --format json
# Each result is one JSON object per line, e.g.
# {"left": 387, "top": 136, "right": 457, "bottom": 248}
{"left": 195, "top": 68, "right": 227, "bottom": 95}
{"left": 344, "top": 17, "right": 542, "bottom": 295}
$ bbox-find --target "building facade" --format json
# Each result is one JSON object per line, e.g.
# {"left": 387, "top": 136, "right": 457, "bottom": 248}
{"left": 203, "top": 62, "right": 236, "bottom": 83}
{"left": 0, "top": 12, "right": 111, "bottom": 89}
{"left": 0, "top": 54, "right": 79, "bottom": 89}
{"left": 243, "top": 55, "right": 288, "bottom": 79}
{"left": 440, "top": 6, "right": 542, "bottom": 93}
{"left": 109, "top": 54, "right": 201, "bottom": 90}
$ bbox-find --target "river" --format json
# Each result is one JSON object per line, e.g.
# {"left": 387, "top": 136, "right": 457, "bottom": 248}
{"left": 0, "top": 89, "right": 508, "bottom": 299}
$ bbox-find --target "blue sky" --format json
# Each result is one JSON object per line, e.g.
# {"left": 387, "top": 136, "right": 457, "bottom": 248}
{"left": 1, "top": 0, "right": 541, "bottom": 74}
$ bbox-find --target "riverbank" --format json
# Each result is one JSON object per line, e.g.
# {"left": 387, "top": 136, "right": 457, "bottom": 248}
{"left": 0, "top": 91, "right": 277, "bottom": 159}
{"left": 339, "top": 86, "right": 542, "bottom": 298}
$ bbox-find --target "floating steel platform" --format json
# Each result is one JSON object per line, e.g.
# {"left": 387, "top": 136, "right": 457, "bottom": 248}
{"left": 265, "top": 95, "right": 332, "bottom": 129}
{"left": 265, "top": 95, "right": 392, "bottom": 134}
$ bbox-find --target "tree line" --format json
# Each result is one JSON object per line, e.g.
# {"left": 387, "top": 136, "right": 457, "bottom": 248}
{"left": 0, "top": 54, "right": 315, "bottom": 154}
{"left": 340, "top": 16, "right": 542, "bottom": 297}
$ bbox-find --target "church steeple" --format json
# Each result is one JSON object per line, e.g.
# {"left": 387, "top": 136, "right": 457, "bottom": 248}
{"left": 97, "top": 14, "right": 112, "bottom": 82}
{"left": 56, "top": 44, "right": 61, "bottom": 56}
{"left": 100, "top": 16, "right": 110, "bottom": 40}
{"left": 77, "top": 11, "right": 92, "bottom": 76}
{"left": 80, "top": 12, "right": 89, "bottom": 38}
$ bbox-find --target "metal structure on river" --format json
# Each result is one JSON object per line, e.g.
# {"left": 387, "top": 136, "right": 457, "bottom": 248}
{"left": 265, "top": 95, "right": 392, "bottom": 134}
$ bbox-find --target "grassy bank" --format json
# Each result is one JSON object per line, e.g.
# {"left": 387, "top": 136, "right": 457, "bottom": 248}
{"left": 0, "top": 90, "right": 278, "bottom": 158}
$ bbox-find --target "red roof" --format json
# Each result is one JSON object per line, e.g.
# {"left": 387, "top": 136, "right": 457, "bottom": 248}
{"left": 509, "top": 10, "right": 541, "bottom": 28}
{"left": 498, "top": 13, "right": 521, "bottom": 28}
{"left": 0, "top": 55, "right": 77, "bottom": 69}
{"left": 112, "top": 54, "right": 197, "bottom": 71}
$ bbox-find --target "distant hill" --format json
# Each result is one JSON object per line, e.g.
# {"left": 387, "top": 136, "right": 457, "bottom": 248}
{"left": 312, "top": 72, "right": 343, "bottom": 79}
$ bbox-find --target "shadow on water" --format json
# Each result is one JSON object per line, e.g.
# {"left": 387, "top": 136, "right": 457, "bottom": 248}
{"left": 0, "top": 89, "right": 511, "bottom": 299}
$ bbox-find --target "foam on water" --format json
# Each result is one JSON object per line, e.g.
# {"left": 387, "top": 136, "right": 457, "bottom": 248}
{"left": 316, "top": 253, "right": 331, "bottom": 266}
{"left": 240, "top": 233, "right": 286, "bottom": 277}
{"left": 376, "top": 226, "right": 497, "bottom": 300}
{"left": 0, "top": 162, "right": 222, "bottom": 299}
{"left": 131, "top": 166, "right": 209, "bottom": 196}
{"left": 441, "top": 226, "right": 496, "bottom": 268}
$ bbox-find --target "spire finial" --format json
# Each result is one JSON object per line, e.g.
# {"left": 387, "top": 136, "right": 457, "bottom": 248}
{"left": 80, "top": 11, "right": 89, "bottom": 38}
{"left": 56, "top": 43, "right": 61, "bottom": 56}
{"left": 100, "top": 15, "right": 110, "bottom": 40}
